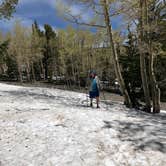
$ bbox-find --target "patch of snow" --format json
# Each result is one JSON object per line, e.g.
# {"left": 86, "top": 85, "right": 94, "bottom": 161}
{"left": 0, "top": 83, "right": 166, "bottom": 166}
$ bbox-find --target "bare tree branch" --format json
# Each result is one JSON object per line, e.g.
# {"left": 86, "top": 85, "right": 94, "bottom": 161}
{"left": 65, "top": 12, "right": 106, "bottom": 28}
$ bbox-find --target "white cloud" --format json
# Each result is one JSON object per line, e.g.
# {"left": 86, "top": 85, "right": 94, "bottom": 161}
{"left": 0, "top": 20, "right": 14, "bottom": 31}
{"left": 0, "top": 15, "right": 33, "bottom": 32}
{"left": 56, "top": 0, "right": 92, "bottom": 23}
{"left": 20, "top": 17, "right": 33, "bottom": 27}
{"left": 38, "top": 24, "right": 45, "bottom": 31}
{"left": 70, "top": 5, "right": 91, "bottom": 22}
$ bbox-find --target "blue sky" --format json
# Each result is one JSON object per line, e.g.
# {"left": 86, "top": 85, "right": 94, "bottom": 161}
{"left": 0, "top": 0, "right": 123, "bottom": 33}
{"left": 0, "top": 0, "right": 67, "bottom": 32}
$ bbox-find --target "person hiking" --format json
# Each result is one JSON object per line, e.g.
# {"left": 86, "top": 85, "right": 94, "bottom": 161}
{"left": 89, "top": 71, "right": 100, "bottom": 108}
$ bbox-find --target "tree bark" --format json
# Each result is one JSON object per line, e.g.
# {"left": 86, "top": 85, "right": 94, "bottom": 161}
{"left": 17, "top": 63, "right": 23, "bottom": 83}
{"left": 102, "top": 0, "right": 132, "bottom": 107}
{"left": 138, "top": 0, "right": 151, "bottom": 112}
{"left": 31, "top": 62, "right": 36, "bottom": 82}
{"left": 40, "top": 59, "right": 45, "bottom": 80}
{"left": 26, "top": 61, "right": 31, "bottom": 82}
{"left": 16, "top": 57, "right": 23, "bottom": 83}
{"left": 145, "top": 0, "right": 160, "bottom": 113}
{"left": 149, "top": 42, "right": 160, "bottom": 113}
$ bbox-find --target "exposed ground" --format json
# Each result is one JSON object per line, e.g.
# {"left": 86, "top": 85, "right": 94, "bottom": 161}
{"left": 1, "top": 81, "right": 166, "bottom": 110}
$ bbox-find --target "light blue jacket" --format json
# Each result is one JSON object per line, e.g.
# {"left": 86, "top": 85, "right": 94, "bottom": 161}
{"left": 90, "top": 77, "right": 99, "bottom": 92}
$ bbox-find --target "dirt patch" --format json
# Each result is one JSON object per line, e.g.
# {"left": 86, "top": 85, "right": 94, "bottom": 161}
{"left": 1, "top": 81, "right": 166, "bottom": 110}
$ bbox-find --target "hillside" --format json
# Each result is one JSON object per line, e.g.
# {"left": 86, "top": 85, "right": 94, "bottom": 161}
{"left": 0, "top": 83, "right": 166, "bottom": 166}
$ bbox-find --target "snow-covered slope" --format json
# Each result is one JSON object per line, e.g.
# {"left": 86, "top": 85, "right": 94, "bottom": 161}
{"left": 0, "top": 83, "right": 166, "bottom": 166}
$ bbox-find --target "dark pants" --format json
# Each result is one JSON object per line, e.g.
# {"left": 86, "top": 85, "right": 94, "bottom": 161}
{"left": 89, "top": 90, "right": 99, "bottom": 98}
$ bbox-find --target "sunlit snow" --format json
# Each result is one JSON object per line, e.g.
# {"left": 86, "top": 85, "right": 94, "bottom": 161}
{"left": 0, "top": 83, "right": 166, "bottom": 166}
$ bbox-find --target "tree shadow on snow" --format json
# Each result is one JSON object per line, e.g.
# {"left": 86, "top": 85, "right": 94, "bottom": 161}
{"left": 2, "top": 88, "right": 166, "bottom": 153}
{"left": 102, "top": 110, "right": 166, "bottom": 153}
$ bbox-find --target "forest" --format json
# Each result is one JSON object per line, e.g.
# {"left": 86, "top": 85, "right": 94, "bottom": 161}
{"left": 0, "top": 0, "right": 166, "bottom": 113}
{"left": 0, "top": 0, "right": 166, "bottom": 165}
